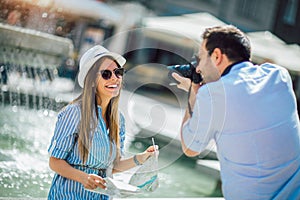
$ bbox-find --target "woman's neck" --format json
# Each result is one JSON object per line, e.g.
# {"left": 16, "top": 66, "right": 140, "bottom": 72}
{"left": 96, "top": 96, "right": 110, "bottom": 117}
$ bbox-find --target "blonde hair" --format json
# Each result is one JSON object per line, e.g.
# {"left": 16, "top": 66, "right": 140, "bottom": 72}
{"left": 72, "top": 56, "right": 121, "bottom": 163}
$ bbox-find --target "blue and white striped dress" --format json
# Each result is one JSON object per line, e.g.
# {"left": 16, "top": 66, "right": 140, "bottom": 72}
{"left": 47, "top": 103, "right": 125, "bottom": 200}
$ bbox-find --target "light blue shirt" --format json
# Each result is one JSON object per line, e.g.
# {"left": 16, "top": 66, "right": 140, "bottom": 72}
{"left": 47, "top": 103, "right": 126, "bottom": 200}
{"left": 182, "top": 61, "right": 300, "bottom": 199}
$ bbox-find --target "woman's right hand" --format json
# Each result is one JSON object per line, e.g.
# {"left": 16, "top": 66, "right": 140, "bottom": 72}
{"left": 138, "top": 145, "right": 159, "bottom": 164}
{"left": 82, "top": 174, "right": 106, "bottom": 190}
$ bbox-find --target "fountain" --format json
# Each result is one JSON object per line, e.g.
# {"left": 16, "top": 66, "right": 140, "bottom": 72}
{"left": 0, "top": 23, "right": 75, "bottom": 111}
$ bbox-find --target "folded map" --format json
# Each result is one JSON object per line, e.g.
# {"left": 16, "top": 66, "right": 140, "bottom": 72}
{"left": 86, "top": 177, "right": 141, "bottom": 198}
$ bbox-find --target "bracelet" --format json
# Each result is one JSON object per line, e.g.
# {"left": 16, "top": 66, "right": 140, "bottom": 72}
{"left": 133, "top": 155, "right": 142, "bottom": 166}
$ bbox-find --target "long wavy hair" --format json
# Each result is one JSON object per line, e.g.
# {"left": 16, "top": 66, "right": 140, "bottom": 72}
{"left": 72, "top": 56, "right": 121, "bottom": 164}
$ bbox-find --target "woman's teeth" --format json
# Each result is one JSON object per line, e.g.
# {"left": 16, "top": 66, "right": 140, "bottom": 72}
{"left": 106, "top": 84, "right": 118, "bottom": 88}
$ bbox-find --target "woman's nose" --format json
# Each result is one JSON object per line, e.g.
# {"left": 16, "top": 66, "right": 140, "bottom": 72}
{"left": 110, "top": 72, "right": 118, "bottom": 80}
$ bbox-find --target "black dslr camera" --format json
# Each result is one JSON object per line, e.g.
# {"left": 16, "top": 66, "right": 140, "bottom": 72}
{"left": 167, "top": 55, "right": 203, "bottom": 84}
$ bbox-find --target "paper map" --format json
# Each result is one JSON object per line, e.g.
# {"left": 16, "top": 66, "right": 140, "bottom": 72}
{"left": 86, "top": 177, "right": 141, "bottom": 198}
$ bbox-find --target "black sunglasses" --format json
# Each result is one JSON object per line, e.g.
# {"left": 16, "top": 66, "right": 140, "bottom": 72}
{"left": 99, "top": 68, "right": 125, "bottom": 80}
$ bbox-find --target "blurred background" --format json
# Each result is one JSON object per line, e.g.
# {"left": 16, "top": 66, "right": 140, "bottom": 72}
{"left": 0, "top": 0, "right": 300, "bottom": 198}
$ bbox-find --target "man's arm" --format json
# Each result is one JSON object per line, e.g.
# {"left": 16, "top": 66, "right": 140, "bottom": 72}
{"left": 172, "top": 73, "right": 201, "bottom": 157}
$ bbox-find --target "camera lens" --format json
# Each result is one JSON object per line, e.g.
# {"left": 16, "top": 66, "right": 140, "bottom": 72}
{"left": 167, "top": 55, "right": 202, "bottom": 84}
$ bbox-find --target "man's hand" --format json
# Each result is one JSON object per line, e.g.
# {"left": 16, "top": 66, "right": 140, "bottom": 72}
{"left": 171, "top": 72, "right": 191, "bottom": 92}
{"left": 172, "top": 72, "right": 202, "bottom": 93}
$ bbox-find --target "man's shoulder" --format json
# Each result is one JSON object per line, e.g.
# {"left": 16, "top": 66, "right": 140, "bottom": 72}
{"left": 260, "top": 62, "right": 289, "bottom": 73}
{"left": 260, "top": 62, "right": 291, "bottom": 83}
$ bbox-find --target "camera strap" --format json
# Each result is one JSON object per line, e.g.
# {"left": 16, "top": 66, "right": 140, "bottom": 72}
{"left": 187, "top": 84, "right": 193, "bottom": 116}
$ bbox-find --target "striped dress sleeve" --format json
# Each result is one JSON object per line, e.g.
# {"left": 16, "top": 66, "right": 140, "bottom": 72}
{"left": 48, "top": 104, "right": 81, "bottom": 159}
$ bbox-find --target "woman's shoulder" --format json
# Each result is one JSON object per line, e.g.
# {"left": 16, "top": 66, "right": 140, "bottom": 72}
{"left": 58, "top": 103, "right": 81, "bottom": 119}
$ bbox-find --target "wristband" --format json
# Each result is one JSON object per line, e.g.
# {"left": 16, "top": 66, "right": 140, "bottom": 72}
{"left": 133, "top": 155, "right": 142, "bottom": 166}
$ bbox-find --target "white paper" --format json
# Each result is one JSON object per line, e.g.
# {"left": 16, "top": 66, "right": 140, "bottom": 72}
{"left": 86, "top": 177, "right": 141, "bottom": 198}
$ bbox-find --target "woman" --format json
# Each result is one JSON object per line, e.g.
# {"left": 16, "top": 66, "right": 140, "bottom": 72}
{"left": 47, "top": 45, "right": 157, "bottom": 199}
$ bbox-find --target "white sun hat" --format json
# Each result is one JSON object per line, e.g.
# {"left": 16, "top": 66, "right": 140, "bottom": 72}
{"left": 78, "top": 45, "right": 126, "bottom": 88}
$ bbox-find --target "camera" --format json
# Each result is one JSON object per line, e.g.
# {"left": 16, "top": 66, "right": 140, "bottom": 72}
{"left": 167, "top": 55, "right": 203, "bottom": 84}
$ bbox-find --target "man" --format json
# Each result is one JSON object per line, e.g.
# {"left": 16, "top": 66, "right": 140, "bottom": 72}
{"left": 172, "top": 25, "right": 300, "bottom": 199}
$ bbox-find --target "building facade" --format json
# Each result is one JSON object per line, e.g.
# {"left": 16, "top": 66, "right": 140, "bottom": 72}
{"left": 119, "top": 0, "right": 300, "bottom": 44}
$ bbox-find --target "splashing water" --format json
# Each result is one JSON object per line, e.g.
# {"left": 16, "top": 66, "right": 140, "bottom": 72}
{"left": 0, "top": 106, "right": 56, "bottom": 197}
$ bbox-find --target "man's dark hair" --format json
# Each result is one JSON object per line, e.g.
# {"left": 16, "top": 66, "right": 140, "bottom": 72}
{"left": 202, "top": 25, "right": 251, "bottom": 62}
